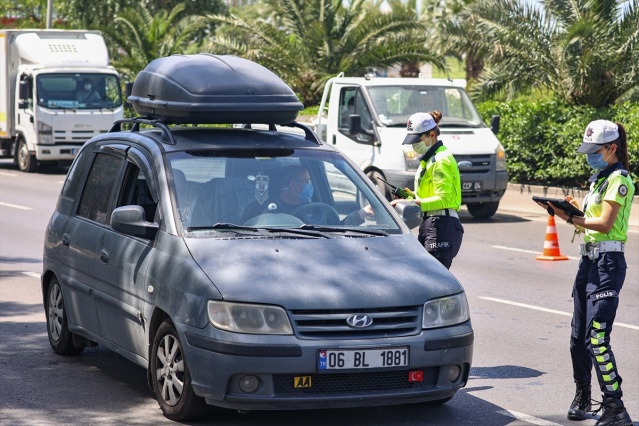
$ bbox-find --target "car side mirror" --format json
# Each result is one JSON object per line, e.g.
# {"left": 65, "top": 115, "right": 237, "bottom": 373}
{"left": 490, "top": 115, "right": 500, "bottom": 134}
{"left": 394, "top": 202, "right": 422, "bottom": 229}
{"left": 111, "top": 205, "right": 159, "bottom": 239}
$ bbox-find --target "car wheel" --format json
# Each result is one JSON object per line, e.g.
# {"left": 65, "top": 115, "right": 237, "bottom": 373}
{"left": 17, "top": 138, "right": 37, "bottom": 173}
{"left": 151, "top": 320, "right": 209, "bottom": 421}
{"left": 46, "top": 277, "right": 84, "bottom": 355}
{"left": 368, "top": 170, "right": 391, "bottom": 200}
{"left": 467, "top": 201, "right": 499, "bottom": 219}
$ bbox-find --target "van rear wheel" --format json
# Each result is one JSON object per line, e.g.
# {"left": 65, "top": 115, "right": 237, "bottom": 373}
{"left": 467, "top": 201, "right": 499, "bottom": 219}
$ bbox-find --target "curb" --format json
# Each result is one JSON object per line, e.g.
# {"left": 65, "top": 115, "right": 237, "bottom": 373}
{"left": 497, "top": 183, "right": 639, "bottom": 230}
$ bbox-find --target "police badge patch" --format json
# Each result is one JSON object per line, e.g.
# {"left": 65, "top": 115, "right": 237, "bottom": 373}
{"left": 254, "top": 172, "right": 269, "bottom": 204}
{"left": 618, "top": 184, "right": 627, "bottom": 197}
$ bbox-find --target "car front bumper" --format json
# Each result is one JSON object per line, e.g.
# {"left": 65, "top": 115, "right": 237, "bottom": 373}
{"left": 178, "top": 322, "right": 474, "bottom": 410}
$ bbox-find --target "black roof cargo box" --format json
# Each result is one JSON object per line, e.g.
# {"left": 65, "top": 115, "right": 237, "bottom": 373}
{"left": 127, "top": 54, "right": 304, "bottom": 124}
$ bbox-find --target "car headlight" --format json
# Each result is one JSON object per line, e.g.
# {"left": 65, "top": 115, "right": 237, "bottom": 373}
{"left": 495, "top": 142, "right": 506, "bottom": 172}
{"left": 207, "top": 301, "right": 293, "bottom": 335}
{"left": 422, "top": 293, "right": 469, "bottom": 329}
{"left": 38, "top": 121, "right": 54, "bottom": 145}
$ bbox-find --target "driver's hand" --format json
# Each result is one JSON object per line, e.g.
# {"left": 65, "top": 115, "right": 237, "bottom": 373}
{"left": 362, "top": 204, "right": 374, "bottom": 217}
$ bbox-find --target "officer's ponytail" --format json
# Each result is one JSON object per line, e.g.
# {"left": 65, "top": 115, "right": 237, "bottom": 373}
{"left": 614, "top": 123, "right": 630, "bottom": 171}
{"left": 428, "top": 110, "right": 443, "bottom": 136}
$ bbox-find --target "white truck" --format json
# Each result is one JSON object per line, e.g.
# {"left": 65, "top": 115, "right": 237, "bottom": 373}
{"left": 314, "top": 74, "right": 508, "bottom": 218}
{"left": 0, "top": 30, "right": 123, "bottom": 172}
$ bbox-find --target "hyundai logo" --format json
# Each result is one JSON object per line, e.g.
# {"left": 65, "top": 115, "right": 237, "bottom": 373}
{"left": 458, "top": 160, "right": 473, "bottom": 169}
{"left": 346, "top": 314, "right": 373, "bottom": 328}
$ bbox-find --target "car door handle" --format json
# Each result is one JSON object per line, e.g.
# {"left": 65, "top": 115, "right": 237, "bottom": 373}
{"left": 62, "top": 233, "right": 70, "bottom": 247}
{"left": 99, "top": 249, "right": 109, "bottom": 264}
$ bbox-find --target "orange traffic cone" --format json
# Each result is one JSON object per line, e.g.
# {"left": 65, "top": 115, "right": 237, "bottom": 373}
{"left": 536, "top": 215, "right": 569, "bottom": 261}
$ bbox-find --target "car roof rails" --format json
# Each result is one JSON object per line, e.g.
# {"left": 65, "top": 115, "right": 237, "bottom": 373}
{"left": 109, "top": 117, "right": 177, "bottom": 145}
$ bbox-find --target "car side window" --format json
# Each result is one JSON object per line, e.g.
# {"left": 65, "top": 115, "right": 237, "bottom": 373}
{"left": 77, "top": 153, "right": 123, "bottom": 224}
{"left": 118, "top": 164, "right": 157, "bottom": 222}
{"left": 61, "top": 149, "right": 88, "bottom": 199}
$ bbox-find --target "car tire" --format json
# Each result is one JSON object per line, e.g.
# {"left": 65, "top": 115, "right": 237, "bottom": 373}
{"left": 16, "top": 138, "right": 37, "bottom": 173}
{"left": 151, "top": 320, "right": 209, "bottom": 421}
{"left": 368, "top": 170, "right": 391, "bottom": 200}
{"left": 46, "top": 277, "right": 84, "bottom": 355}
{"left": 467, "top": 201, "right": 499, "bottom": 219}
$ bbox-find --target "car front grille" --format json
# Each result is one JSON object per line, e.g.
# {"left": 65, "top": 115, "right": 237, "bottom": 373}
{"left": 273, "top": 367, "right": 438, "bottom": 396}
{"left": 289, "top": 306, "right": 421, "bottom": 339}
{"left": 455, "top": 154, "right": 493, "bottom": 174}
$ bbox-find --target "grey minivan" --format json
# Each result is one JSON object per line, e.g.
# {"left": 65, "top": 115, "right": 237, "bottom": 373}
{"left": 42, "top": 54, "right": 473, "bottom": 421}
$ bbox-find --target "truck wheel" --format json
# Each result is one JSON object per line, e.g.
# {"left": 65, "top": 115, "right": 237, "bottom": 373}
{"left": 17, "top": 138, "right": 37, "bottom": 172}
{"left": 46, "top": 277, "right": 84, "bottom": 355}
{"left": 467, "top": 201, "right": 499, "bottom": 219}
{"left": 368, "top": 171, "right": 391, "bottom": 200}
{"left": 151, "top": 320, "right": 209, "bottom": 421}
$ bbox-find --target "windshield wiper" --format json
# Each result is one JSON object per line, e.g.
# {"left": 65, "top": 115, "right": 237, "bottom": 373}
{"left": 187, "top": 223, "right": 331, "bottom": 238}
{"left": 300, "top": 225, "right": 389, "bottom": 236}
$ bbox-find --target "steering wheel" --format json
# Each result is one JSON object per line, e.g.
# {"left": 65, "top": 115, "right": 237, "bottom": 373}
{"left": 291, "top": 203, "right": 340, "bottom": 225}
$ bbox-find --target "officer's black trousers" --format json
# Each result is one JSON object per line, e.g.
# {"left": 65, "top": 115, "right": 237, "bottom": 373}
{"left": 418, "top": 216, "right": 464, "bottom": 269}
{"left": 571, "top": 252, "right": 627, "bottom": 398}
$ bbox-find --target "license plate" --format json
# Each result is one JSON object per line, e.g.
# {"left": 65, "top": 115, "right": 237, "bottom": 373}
{"left": 462, "top": 181, "right": 482, "bottom": 192}
{"left": 318, "top": 347, "right": 409, "bottom": 370}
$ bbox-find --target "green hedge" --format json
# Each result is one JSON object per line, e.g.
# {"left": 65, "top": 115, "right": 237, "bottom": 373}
{"left": 476, "top": 100, "right": 639, "bottom": 191}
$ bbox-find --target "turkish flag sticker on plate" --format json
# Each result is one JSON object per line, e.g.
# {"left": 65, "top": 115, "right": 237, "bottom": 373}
{"left": 408, "top": 371, "right": 423, "bottom": 382}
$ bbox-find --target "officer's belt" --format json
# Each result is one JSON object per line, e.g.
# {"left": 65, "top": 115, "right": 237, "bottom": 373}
{"left": 423, "top": 209, "right": 459, "bottom": 219}
{"left": 579, "top": 241, "right": 625, "bottom": 260}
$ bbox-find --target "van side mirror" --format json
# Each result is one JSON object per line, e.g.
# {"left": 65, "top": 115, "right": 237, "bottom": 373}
{"left": 394, "top": 202, "right": 422, "bottom": 229}
{"left": 348, "top": 114, "right": 375, "bottom": 144}
{"left": 111, "top": 205, "right": 158, "bottom": 239}
{"left": 490, "top": 115, "right": 500, "bottom": 134}
{"left": 18, "top": 81, "right": 29, "bottom": 109}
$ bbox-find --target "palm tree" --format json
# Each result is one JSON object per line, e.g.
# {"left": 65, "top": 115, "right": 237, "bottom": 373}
{"left": 463, "top": 0, "right": 639, "bottom": 107}
{"left": 100, "top": 4, "right": 209, "bottom": 82}
{"left": 206, "top": 0, "right": 446, "bottom": 105}
{"left": 420, "top": 0, "right": 486, "bottom": 81}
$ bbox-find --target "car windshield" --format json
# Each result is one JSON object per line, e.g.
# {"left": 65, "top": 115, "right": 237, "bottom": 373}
{"left": 167, "top": 148, "right": 404, "bottom": 236}
{"left": 367, "top": 85, "right": 484, "bottom": 128}
{"left": 36, "top": 73, "right": 122, "bottom": 109}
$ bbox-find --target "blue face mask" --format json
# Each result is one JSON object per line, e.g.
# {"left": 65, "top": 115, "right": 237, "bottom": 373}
{"left": 298, "top": 182, "right": 314, "bottom": 203}
{"left": 587, "top": 147, "right": 610, "bottom": 170}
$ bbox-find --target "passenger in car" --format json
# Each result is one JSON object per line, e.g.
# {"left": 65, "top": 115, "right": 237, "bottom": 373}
{"left": 241, "top": 165, "right": 373, "bottom": 225}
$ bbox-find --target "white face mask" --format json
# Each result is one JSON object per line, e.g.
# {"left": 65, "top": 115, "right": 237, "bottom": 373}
{"left": 84, "top": 84, "right": 92, "bottom": 91}
{"left": 412, "top": 141, "right": 428, "bottom": 155}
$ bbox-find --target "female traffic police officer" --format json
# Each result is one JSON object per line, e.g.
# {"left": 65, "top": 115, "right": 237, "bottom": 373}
{"left": 539, "top": 120, "right": 634, "bottom": 426}
{"left": 391, "top": 110, "right": 463, "bottom": 269}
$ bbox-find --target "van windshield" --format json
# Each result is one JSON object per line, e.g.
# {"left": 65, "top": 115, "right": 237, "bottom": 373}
{"left": 367, "top": 86, "right": 484, "bottom": 128}
{"left": 36, "top": 73, "right": 122, "bottom": 109}
{"left": 167, "top": 148, "right": 405, "bottom": 235}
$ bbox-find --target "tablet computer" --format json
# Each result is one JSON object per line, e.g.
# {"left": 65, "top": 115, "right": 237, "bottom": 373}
{"left": 532, "top": 196, "right": 585, "bottom": 217}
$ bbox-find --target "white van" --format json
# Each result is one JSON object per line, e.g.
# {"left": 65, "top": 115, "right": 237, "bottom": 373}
{"left": 313, "top": 74, "right": 508, "bottom": 218}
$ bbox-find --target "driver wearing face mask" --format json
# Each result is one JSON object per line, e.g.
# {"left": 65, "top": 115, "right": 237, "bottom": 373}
{"left": 241, "top": 165, "right": 373, "bottom": 225}
{"left": 391, "top": 110, "right": 464, "bottom": 269}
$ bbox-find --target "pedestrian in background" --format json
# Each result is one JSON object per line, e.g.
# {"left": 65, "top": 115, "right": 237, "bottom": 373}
{"left": 538, "top": 120, "right": 634, "bottom": 426}
{"left": 391, "top": 110, "right": 463, "bottom": 269}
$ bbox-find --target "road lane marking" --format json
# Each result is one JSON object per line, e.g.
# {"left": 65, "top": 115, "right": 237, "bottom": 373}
{"left": 480, "top": 297, "right": 639, "bottom": 330}
{"left": 0, "top": 171, "right": 18, "bottom": 177}
{"left": 492, "top": 245, "right": 580, "bottom": 260}
{"left": 497, "top": 409, "right": 564, "bottom": 425}
{"left": 23, "top": 272, "right": 41, "bottom": 279}
{"left": 0, "top": 201, "right": 32, "bottom": 210}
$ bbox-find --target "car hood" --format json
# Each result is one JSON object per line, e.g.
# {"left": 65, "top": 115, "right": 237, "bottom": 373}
{"left": 185, "top": 234, "right": 463, "bottom": 310}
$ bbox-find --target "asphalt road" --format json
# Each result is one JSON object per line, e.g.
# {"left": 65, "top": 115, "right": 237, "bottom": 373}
{"left": 1, "top": 159, "right": 637, "bottom": 426}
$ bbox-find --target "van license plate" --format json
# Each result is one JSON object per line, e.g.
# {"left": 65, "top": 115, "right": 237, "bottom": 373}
{"left": 318, "top": 347, "right": 409, "bottom": 370}
{"left": 462, "top": 181, "right": 482, "bottom": 192}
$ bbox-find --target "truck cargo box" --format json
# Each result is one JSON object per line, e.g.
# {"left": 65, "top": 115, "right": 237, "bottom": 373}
{"left": 127, "top": 54, "right": 304, "bottom": 124}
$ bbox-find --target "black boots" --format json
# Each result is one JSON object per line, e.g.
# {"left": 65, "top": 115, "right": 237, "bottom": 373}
{"left": 594, "top": 396, "right": 633, "bottom": 426}
{"left": 568, "top": 384, "right": 592, "bottom": 420}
